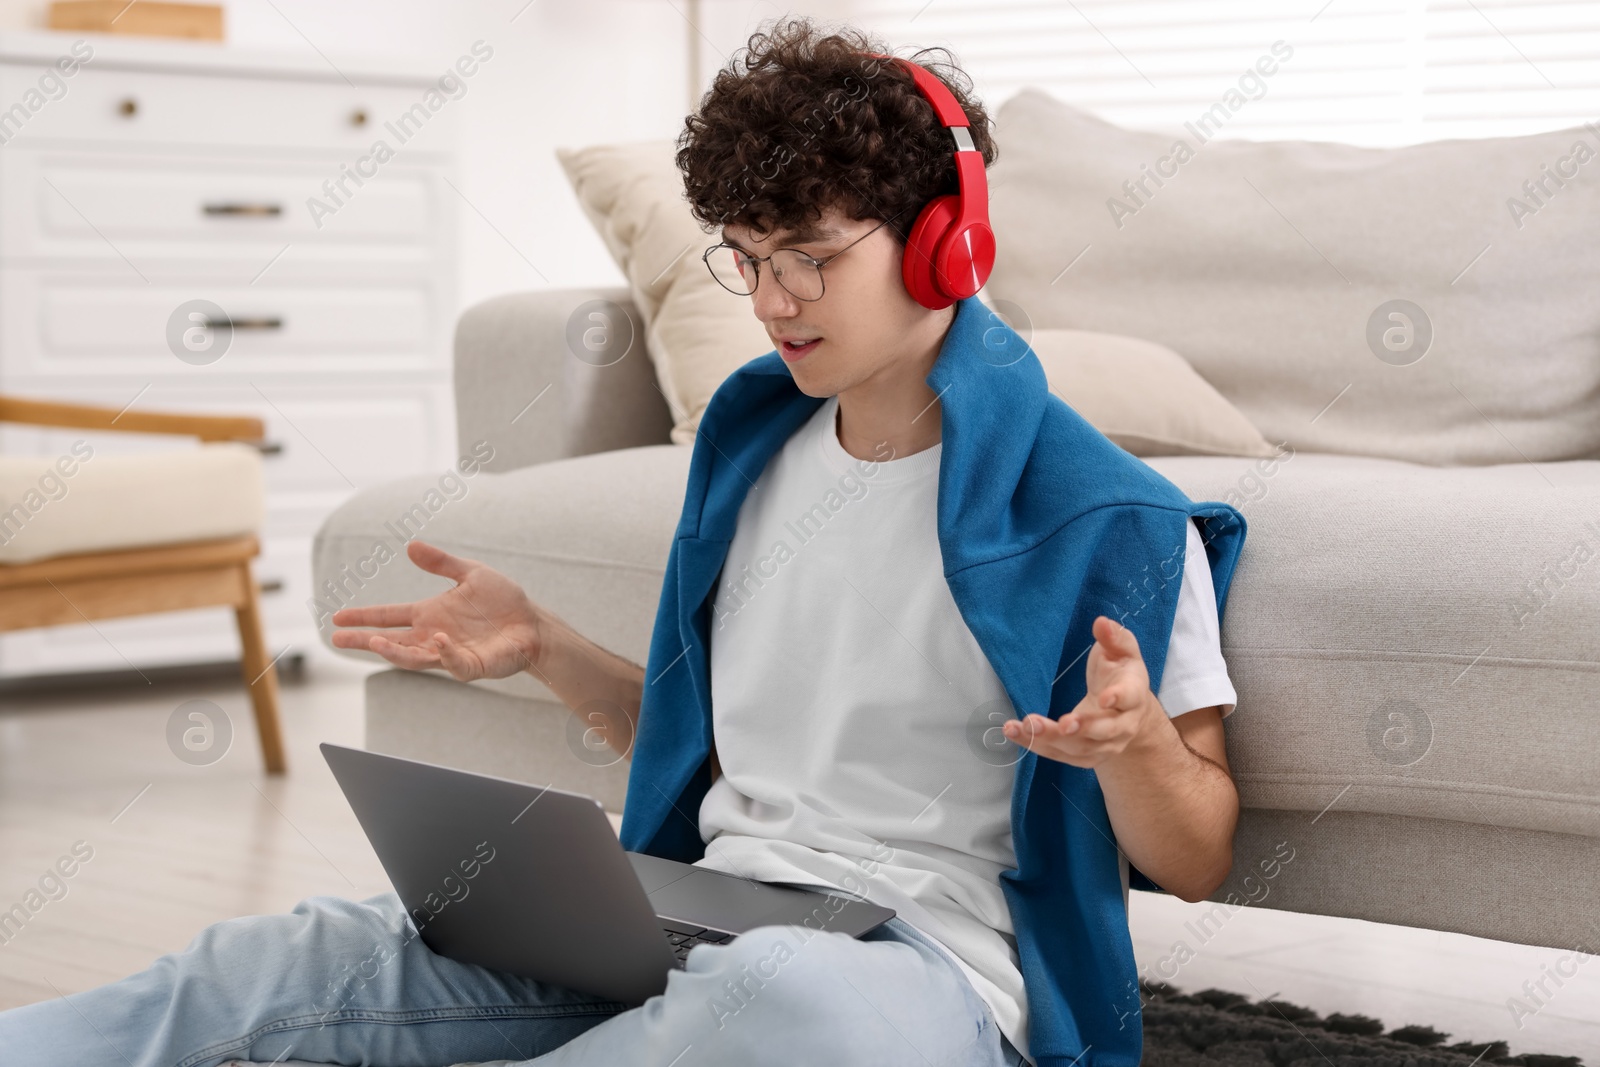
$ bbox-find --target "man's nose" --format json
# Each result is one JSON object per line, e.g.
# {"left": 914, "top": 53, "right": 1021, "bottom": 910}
{"left": 750, "top": 266, "right": 802, "bottom": 322}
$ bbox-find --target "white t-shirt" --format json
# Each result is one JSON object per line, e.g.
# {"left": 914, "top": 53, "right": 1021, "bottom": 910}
{"left": 695, "top": 394, "right": 1236, "bottom": 1061}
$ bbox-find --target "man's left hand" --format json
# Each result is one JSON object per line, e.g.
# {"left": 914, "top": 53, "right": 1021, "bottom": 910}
{"left": 1001, "top": 615, "right": 1165, "bottom": 769}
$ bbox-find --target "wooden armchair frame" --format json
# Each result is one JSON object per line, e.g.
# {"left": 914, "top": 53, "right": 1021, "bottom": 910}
{"left": 0, "top": 394, "right": 287, "bottom": 774}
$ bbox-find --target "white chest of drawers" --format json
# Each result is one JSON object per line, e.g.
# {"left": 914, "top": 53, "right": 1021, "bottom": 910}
{"left": 0, "top": 31, "right": 459, "bottom": 680}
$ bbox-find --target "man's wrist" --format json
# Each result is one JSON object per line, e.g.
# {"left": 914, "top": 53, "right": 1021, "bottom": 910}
{"left": 526, "top": 609, "right": 646, "bottom": 718}
{"left": 1121, "top": 691, "right": 1182, "bottom": 764}
{"left": 526, "top": 604, "right": 567, "bottom": 683}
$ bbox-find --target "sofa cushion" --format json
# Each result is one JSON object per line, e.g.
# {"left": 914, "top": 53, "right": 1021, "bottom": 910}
{"left": 986, "top": 88, "right": 1600, "bottom": 466}
{"left": 1031, "top": 328, "right": 1278, "bottom": 458}
{"left": 315, "top": 444, "right": 1600, "bottom": 841}
{"left": 1145, "top": 451, "right": 1600, "bottom": 840}
{"left": 0, "top": 442, "right": 263, "bottom": 564}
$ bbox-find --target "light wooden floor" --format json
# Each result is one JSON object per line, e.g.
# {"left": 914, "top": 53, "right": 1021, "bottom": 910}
{"left": 0, "top": 658, "right": 1595, "bottom": 1062}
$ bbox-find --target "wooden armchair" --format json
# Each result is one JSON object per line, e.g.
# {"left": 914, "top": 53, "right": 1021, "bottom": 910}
{"left": 0, "top": 395, "right": 287, "bottom": 774}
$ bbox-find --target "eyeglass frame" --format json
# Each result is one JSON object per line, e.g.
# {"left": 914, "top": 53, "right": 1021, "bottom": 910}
{"left": 702, "top": 208, "right": 907, "bottom": 302}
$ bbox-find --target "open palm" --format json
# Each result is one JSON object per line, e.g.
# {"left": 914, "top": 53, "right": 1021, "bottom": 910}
{"left": 329, "top": 540, "right": 543, "bottom": 682}
{"left": 1003, "top": 615, "right": 1158, "bottom": 767}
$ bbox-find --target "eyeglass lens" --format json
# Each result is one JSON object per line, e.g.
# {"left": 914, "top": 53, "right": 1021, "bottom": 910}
{"left": 708, "top": 247, "right": 825, "bottom": 301}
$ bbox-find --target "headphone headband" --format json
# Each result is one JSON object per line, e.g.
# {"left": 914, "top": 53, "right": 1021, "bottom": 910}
{"left": 860, "top": 52, "right": 995, "bottom": 308}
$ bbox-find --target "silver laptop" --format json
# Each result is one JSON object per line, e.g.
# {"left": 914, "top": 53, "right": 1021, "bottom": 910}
{"left": 320, "top": 743, "right": 895, "bottom": 1005}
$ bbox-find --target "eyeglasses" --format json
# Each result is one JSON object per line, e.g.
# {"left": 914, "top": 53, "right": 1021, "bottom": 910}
{"left": 702, "top": 211, "right": 904, "bottom": 302}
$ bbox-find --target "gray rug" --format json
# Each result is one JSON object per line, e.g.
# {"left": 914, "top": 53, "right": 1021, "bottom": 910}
{"left": 1139, "top": 980, "right": 1588, "bottom": 1066}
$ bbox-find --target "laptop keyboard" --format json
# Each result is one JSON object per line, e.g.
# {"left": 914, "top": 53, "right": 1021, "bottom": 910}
{"left": 660, "top": 918, "right": 735, "bottom": 968}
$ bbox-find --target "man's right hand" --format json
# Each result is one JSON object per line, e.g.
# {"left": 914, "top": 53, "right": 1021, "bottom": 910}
{"left": 330, "top": 540, "right": 544, "bottom": 683}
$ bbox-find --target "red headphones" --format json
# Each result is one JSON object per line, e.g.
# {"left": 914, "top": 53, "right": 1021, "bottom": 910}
{"left": 862, "top": 52, "right": 996, "bottom": 310}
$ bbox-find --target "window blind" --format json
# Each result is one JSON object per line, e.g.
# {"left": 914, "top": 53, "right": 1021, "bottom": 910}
{"left": 847, "top": 0, "right": 1600, "bottom": 145}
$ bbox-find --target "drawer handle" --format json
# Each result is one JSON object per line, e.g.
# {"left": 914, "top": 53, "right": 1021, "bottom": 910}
{"left": 350, "top": 108, "right": 368, "bottom": 127}
{"left": 252, "top": 439, "right": 285, "bottom": 456}
{"left": 118, "top": 97, "right": 137, "bottom": 118}
{"left": 258, "top": 578, "right": 285, "bottom": 595}
{"left": 203, "top": 316, "right": 283, "bottom": 331}
{"left": 202, "top": 203, "right": 283, "bottom": 217}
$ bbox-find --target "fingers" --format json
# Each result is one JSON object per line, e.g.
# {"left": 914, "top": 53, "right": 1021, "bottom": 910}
{"left": 330, "top": 627, "right": 442, "bottom": 669}
{"left": 407, "top": 539, "right": 476, "bottom": 583}
{"left": 329, "top": 542, "right": 479, "bottom": 626}
{"left": 1004, "top": 713, "right": 1077, "bottom": 746}
{"left": 366, "top": 633, "right": 442, "bottom": 671}
{"left": 1094, "top": 615, "right": 1140, "bottom": 658}
{"left": 1003, "top": 715, "right": 1088, "bottom": 759}
{"left": 1004, "top": 698, "right": 1134, "bottom": 752}
{"left": 330, "top": 602, "right": 415, "bottom": 629}
{"left": 1007, "top": 620, "right": 1160, "bottom": 764}
{"left": 329, "top": 628, "right": 377, "bottom": 651}
{"left": 1075, "top": 703, "right": 1127, "bottom": 740}
{"left": 1093, "top": 678, "right": 1142, "bottom": 715}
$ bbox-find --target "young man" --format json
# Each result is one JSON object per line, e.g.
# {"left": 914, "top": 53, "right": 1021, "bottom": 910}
{"left": 0, "top": 19, "right": 1244, "bottom": 1067}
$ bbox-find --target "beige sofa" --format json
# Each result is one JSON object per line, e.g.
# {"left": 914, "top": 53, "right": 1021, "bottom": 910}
{"left": 311, "top": 90, "right": 1600, "bottom": 957}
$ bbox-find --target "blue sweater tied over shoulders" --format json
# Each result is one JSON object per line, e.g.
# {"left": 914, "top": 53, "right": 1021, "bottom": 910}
{"left": 619, "top": 294, "right": 1248, "bottom": 1067}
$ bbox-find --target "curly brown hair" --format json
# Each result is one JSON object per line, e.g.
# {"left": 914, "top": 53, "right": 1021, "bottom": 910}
{"left": 676, "top": 15, "right": 997, "bottom": 248}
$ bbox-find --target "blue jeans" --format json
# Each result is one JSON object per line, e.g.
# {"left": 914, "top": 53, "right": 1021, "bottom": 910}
{"left": 0, "top": 890, "right": 1028, "bottom": 1066}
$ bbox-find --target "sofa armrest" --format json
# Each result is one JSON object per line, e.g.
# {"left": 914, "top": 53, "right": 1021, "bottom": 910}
{"left": 453, "top": 286, "right": 674, "bottom": 472}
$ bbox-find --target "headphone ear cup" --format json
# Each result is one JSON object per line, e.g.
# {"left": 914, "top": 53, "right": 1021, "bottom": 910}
{"left": 901, "top": 194, "right": 960, "bottom": 310}
{"left": 936, "top": 220, "right": 996, "bottom": 302}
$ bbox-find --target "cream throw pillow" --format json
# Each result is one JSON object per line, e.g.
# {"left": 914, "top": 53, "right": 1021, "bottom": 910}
{"left": 556, "top": 140, "right": 771, "bottom": 445}
{"left": 558, "top": 140, "right": 1275, "bottom": 457}
{"left": 1032, "top": 328, "right": 1278, "bottom": 458}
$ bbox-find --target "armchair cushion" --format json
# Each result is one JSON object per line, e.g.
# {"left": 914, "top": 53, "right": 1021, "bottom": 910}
{"left": 0, "top": 442, "right": 263, "bottom": 564}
